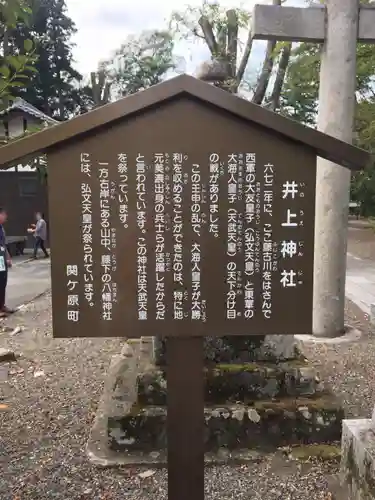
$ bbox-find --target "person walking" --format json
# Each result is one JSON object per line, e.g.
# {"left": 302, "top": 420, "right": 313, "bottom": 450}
{"left": 0, "top": 207, "right": 15, "bottom": 318}
{"left": 28, "top": 212, "right": 49, "bottom": 259}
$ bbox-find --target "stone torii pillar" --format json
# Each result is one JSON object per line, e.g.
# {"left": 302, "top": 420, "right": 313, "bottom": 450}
{"left": 252, "top": 1, "right": 375, "bottom": 337}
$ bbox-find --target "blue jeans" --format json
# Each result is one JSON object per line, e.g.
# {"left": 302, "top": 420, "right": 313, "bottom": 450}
{"left": 33, "top": 237, "right": 49, "bottom": 258}
{"left": 0, "top": 269, "right": 7, "bottom": 309}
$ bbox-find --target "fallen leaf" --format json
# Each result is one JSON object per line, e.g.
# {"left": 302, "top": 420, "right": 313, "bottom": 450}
{"left": 138, "top": 470, "right": 155, "bottom": 479}
{"left": 11, "top": 326, "right": 22, "bottom": 336}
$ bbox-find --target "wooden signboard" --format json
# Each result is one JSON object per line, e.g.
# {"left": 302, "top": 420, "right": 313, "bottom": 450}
{"left": 0, "top": 75, "right": 368, "bottom": 500}
{"left": 49, "top": 98, "right": 316, "bottom": 339}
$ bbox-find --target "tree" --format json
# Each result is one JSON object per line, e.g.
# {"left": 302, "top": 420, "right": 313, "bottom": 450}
{"left": 266, "top": 42, "right": 292, "bottom": 111}
{"left": 280, "top": 41, "right": 375, "bottom": 216}
{"left": 170, "top": 0, "right": 288, "bottom": 105}
{"left": 104, "top": 30, "right": 176, "bottom": 99}
{"left": 0, "top": 0, "right": 37, "bottom": 110}
{"left": 71, "top": 67, "right": 112, "bottom": 114}
{"left": 78, "top": 29, "right": 176, "bottom": 113}
{"left": 88, "top": 69, "right": 111, "bottom": 107}
{"left": 8, "top": 0, "right": 82, "bottom": 120}
{"left": 279, "top": 43, "right": 320, "bottom": 125}
{"left": 171, "top": 3, "right": 251, "bottom": 93}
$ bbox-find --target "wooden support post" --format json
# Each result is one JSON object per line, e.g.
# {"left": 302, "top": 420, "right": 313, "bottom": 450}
{"left": 313, "top": 0, "right": 358, "bottom": 337}
{"left": 166, "top": 336, "right": 205, "bottom": 500}
{"left": 251, "top": 1, "right": 375, "bottom": 337}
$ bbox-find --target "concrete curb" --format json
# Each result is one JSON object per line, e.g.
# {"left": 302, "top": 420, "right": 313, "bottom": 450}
{"left": 295, "top": 325, "right": 362, "bottom": 344}
{"left": 12, "top": 254, "right": 51, "bottom": 267}
{"left": 15, "top": 288, "right": 51, "bottom": 311}
{"left": 0, "top": 289, "right": 50, "bottom": 332}
{"left": 12, "top": 257, "right": 35, "bottom": 267}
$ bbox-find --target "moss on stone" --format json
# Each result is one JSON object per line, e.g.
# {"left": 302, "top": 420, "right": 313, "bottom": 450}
{"left": 137, "top": 360, "right": 321, "bottom": 406}
{"left": 252, "top": 394, "right": 340, "bottom": 411}
{"left": 127, "top": 401, "right": 142, "bottom": 417}
{"left": 213, "top": 363, "right": 261, "bottom": 373}
{"left": 343, "top": 440, "right": 375, "bottom": 500}
{"left": 109, "top": 394, "right": 343, "bottom": 453}
{"left": 363, "top": 452, "right": 375, "bottom": 498}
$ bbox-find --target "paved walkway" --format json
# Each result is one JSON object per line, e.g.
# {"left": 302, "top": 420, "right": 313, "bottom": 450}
{"left": 1, "top": 249, "right": 374, "bottom": 317}
{"left": 6, "top": 257, "right": 51, "bottom": 310}
{"left": 346, "top": 253, "right": 375, "bottom": 316}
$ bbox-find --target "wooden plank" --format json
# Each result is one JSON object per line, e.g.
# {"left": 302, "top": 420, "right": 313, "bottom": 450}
{"left": 167, "top": 337, "right": 205, "bottom": 500}
{"left": 359, "top": 6, "right": 375, "bottom": 43}
{"left": 251, "top": 5, "right": 325, "bottom": 43}
{"left": 252, "top": 4, "right": 375, "bottom": 43}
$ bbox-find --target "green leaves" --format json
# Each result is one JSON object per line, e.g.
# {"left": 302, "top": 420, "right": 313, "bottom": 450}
{"left": 101, "top": 29, "right": 176, "bottom": 100}
{"left": 281, "top": 40, "right": 375, "bottom": 216}
{"left": 24, "top": 38, "right": 33, "bottom": 52}
{"left": 8, "top": 81, "right": 27, "bottom": 87}
{"left": 7, "top": 56, "right": 24, "bottom": 72}
{"left": 280, "top": 43, "right": 320, "bottom": 126}
{"left": 0, "top": 66, "right": 11, "bottom": 79}
{"left": 0, "top": 0, "right": 31, "bottom": 27}
{"left": 0, "top": 0, "right": 38, "bottom": 111}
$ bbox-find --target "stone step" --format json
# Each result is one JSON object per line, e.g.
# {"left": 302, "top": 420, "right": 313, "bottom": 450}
{"left": 108, "top": 393, "right": 343, "bottom": 453}
{"left": 137, "top": 360, "right": 322, "bottom": 405}
{"left": 154, "top": 335, "right": 299, "bottom": 366}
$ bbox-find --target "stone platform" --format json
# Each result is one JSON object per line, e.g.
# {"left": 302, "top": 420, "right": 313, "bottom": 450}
{"left": 137, "top": 360, "right": 321, "bottom": 405}
{"left": 93, "top": 336, "right": 344, "bottom": 465}
{"left": 109, "top": 394, "right": 342, "bottom": 453}
{"left": 341, "top": 416, "right": 375, "bottom": 500}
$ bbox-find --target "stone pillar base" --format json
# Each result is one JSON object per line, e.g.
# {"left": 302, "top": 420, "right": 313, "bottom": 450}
{"left": 341, "top": 418, "right": 375, "bottom": 500}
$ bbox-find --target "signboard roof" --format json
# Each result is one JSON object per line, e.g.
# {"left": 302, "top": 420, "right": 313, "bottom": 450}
{"left": 0, "top": 75, "right": 369, "bottom": 340}
{"left": 0, "top": 74, "right": 370, "bottom": 170}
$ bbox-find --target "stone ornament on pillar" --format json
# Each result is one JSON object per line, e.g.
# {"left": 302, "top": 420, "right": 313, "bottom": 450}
{"left": 196, "top": 58, "right": 236, "bottom": 92}
{"left": 196, "top": 59, "right": 230, "bottom": 83}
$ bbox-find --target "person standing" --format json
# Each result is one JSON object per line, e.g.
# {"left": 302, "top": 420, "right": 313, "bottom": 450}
{"left": 28, "top": 212, "right": 49, "bottom": 259}
{"left": 0, "top": 207, "right": 14, "bottom": 318}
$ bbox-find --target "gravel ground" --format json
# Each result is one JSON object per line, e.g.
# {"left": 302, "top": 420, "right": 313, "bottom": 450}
{"left": 0, "top": 288, "right": 373, "bottom": 499}
{"left": 302, "top": 298, "right": 375, "bottom": 420}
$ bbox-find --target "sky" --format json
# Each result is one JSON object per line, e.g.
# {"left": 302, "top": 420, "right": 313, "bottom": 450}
{"left": 65, "top": 0, "right": 304, "bottom": 81}
{"left": 11, "top": 0, "right": 306, "bottom": 172}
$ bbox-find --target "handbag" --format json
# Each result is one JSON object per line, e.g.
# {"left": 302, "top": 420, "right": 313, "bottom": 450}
{"left": 0, "top": 245, "right": 6, "bottom": 273}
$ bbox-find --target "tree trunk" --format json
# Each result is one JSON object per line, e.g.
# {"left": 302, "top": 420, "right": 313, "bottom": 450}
{"left": 234, "top": 28, "right": 253, "bottom": 93}
{"left": 251, "top": 0, "right": 281, "bottom": 105}
{"left": 3, "top": 28, "right": 10, "bottom": 57}
{"left": 198, "top": 16, "right": 218, "bottom": 56}
{"left": 226, "top": 9, "right": 238, "bottom": 79}
{"left": 57, "top": 81, "right": 64, "bottom": 120}
{"left": 252, "top": 40, "right": 277, "bottom": 104}
{"left": 91, "top": 72, "right": 100, "bottom": 106}
{"left": 268, "top": 43, "right": 292, "bottom": 111}
{"left": 91, "top": 71, "right": 111, "bottom": 107}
